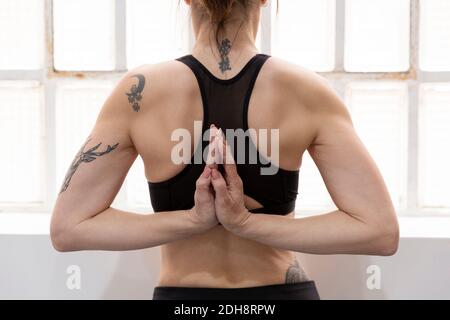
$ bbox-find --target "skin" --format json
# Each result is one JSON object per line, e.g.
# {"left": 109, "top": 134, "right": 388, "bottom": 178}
{"left": 50, "top": 0, "right": 399, "bottom": 288}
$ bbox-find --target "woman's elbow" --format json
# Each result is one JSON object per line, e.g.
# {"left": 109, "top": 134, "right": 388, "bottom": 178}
{"left": 374, "top": 219, "right": 400, "bottom": 256}
{"left": 50, "top": 227, "right": 71, "bottom": 252}
{"left": 50, "top": 217, "right": 77, "bottom": 252}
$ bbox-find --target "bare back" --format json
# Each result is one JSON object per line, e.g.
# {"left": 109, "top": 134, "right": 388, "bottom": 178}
{"left": 129, "top": 56, "right": 317, "bottom": 287}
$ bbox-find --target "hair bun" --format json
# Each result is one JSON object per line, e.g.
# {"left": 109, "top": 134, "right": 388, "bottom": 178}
{"left": 199, "top": 0, "right": 241, "bottom": 24}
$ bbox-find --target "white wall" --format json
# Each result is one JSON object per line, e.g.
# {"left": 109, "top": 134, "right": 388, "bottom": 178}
{"left": 1, "top": 235, "right": 449, "bottom": 300}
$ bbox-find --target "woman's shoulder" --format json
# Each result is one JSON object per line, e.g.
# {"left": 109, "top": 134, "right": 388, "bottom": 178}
{"left": 265, "top": 57, "right": 328, "bottom": 93}
{"left": 265, "top": 56, "right": 346, "bottom": 115}
{"left": 128, "top": 58, "right": 194, "bottom": 84}
{"left": 123, "top": 58, "right": 199, "bottom": 101}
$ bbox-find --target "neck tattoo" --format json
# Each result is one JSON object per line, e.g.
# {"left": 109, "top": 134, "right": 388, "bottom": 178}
{"left": 218, "top": 39, "right": 232, "bottom": 73}
{"left": 217, "top": 20, "right": 245, "bottom": 74}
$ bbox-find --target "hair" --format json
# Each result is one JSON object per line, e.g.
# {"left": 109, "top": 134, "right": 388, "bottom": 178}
{"left": 199, "top": 0, "right": 250, "bottom": 25}
{"left": 198, "top": 0, "right": 278, "bottom": 25}
{"left": 194, "top": 0, "right": 278, "bottom": 50}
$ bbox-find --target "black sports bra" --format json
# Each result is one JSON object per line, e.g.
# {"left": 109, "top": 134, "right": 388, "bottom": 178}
{"left": 148, "top": 54, "right": 299, "bottom": 215}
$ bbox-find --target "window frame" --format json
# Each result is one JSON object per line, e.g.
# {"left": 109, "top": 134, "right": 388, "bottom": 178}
{"left": 0, "top": 0, "right": 448, "bottom": 217}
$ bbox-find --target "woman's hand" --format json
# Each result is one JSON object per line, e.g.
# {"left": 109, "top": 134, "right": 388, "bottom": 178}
{"left": 187, "top": 124, "right": 221, "bottom": 232}
{"left": 209, "top": 131, "right": 252, "bottom": 233}
{"left": 188, "top": 165, "right": 219, "bottom": 232}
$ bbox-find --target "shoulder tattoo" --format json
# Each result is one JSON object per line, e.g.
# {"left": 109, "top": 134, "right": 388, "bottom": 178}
{"left": 125, "top": 74, "right": 146, "bottom": 112}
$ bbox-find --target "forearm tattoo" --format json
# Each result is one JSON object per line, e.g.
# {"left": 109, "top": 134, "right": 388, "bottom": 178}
{"left": 125, "top": 74, "right": 146, "bottom": 112}
{"left": 59, "top": 138, "right": 119, "bottom": 194}
{"left": 285, "top": 258, "right": 309, "bottom": 284}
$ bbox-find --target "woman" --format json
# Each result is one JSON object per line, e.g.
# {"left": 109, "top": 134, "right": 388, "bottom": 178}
{"left": 50, "top": 0, "right": 399, "bottom": 300}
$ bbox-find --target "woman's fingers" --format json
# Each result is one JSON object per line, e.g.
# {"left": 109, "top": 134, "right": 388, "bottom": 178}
{"left": 214, "top": 128, "right": 225, "bottom": 166}
{"left": 211, "top": 168, "right": 232, "bottom": 203}
{"left": 206, "top": 125, "right": 243, "bottom": 192}
{"left": 196, "top": 166, "right": 212, "bottom": 192}
{"left": 202, "top": 165, "right": 211, "bottom": 178}
{"left": 217, "top": 132, "right": 242, "bottom": 190}
{"left": 206, "top": 124, "right": 219, "bottom": 169}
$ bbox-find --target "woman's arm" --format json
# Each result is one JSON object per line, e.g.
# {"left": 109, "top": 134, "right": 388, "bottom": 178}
{"left": 52, "top": 207, "right": 205, "bottom": 252}
{"left": 210, "top": 73, "right": 399, "bottom": 256}
{"left": 50, "top": 67, "right": 216, "bottom": 252}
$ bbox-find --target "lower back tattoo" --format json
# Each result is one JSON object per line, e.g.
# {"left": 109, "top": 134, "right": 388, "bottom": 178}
{"left": 285, "top": 258, "right": 309, "bottom": 284}
{"left": 59, "top": 138, "right": 119, "bottom": 193}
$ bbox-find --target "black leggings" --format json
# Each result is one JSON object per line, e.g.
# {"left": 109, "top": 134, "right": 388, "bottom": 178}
{"left": 152, "top": 281, "right": 320, "bottom": 300}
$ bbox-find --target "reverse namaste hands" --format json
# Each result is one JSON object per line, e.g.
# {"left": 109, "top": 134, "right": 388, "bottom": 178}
{"left": 189, "top": 124, "right": 252, "bottom": 234}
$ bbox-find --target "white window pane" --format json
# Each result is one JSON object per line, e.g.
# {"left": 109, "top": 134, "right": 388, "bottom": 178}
{"left": 296, "top": 153, "right": 335, "bottom": 213}
{"left": 53, "top": 0, "right": 115, "bottom": 71}
{"left": 346, "top": 82, "right": 408, "bottom": 209}
{"left": 126, "top": 156, "right": 150, "bottom": 210}
{"left": 272, "top": 0, "right": 335, "bottom": 72}
{"left": 0, "top": 81, "right": 43, "bottom": 204}
{"left": 419, "top": 84, "right": 450, "bottom": 208}
{"left": 420, "top": 0, "right": 450, "bottom": 71}
{"left": 0, "top": 0, "right": 44, "bottom": 69}
{"left": 55, "top": 82, "right": 114, "bottom": 187}
{"left": 127, "top": 0, "right": 190, "bottom": 68}
{"left": 345, "top": 0, "right": 410, "bottom": 72}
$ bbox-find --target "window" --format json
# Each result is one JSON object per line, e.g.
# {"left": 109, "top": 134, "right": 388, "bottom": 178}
{"left": 0, "top": 0, "right": 44, "bottom": 69}
{"left": 0, "top": 0, "right": 448, "bottom": 217}
{"left": 419, "top": 84, "right": 450, "bottom": 209}
{"left": 419, "top": 0, "right": 450, "bottom": 71}
{"left": 53, "top": 0, "right": 116, "bottom": 71}
{"left": 0, "top": 81, "right": 44, "bottom": 205}
{"left": 271, "top": 0, "right": 449, "bottom": 216}
{"left": 271, "top": 0, "right": 336, "bottom": 71}
{"left": 344, "top": 0, "right": 410, "bottom": 72}
{"left": 126, "top": 0, "right": 190, "bottom": 68}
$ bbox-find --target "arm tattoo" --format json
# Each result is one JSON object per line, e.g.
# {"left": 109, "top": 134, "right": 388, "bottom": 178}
{"left": 125, "top": 74, "right": 146, "bottom": 112}
{"left": 285, "top": 258, "right": 309, "bottom": 284}
{"left": 59, "top": 138, "right": 119, "bottom": 194}
{"left": 218, "top": 38, "right": 232, "bottom": 73}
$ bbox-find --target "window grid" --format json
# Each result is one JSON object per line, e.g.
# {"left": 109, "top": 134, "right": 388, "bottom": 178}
{"left": 0, "top": 0, "right": 448, "bottom": 216}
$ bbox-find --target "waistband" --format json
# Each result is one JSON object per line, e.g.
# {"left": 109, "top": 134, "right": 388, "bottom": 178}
{"left": 152, "top": 281, "right": 320, "bottom": 300}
